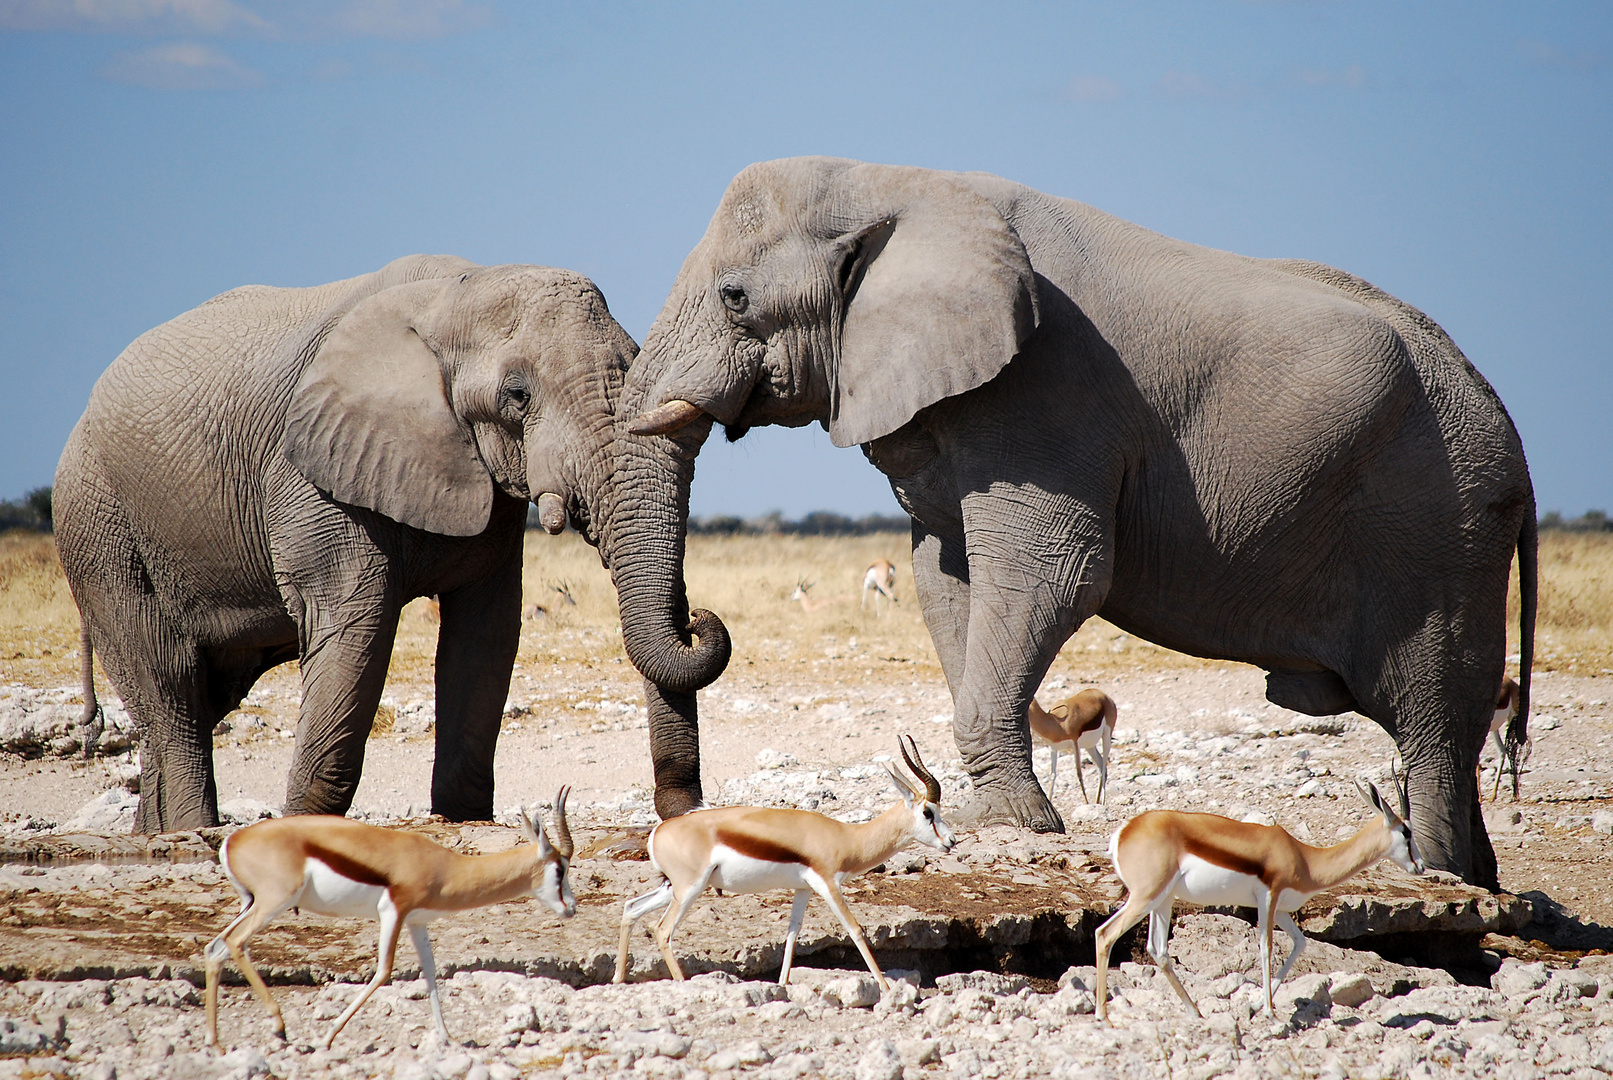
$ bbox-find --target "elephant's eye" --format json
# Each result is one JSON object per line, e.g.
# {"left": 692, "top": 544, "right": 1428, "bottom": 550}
{"left": 719, "top": 283, "right": 748, "bottom": 314}
{"left": 503, "top": 384, "right": 531, "bottom": 415}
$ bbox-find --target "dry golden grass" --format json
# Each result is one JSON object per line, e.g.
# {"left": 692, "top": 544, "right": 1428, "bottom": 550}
{"left": 1512, "top": 532, "right": 1613, "bottom": 674}
{"left": 3, "top": 528, "right": 1608, "bottom": 694}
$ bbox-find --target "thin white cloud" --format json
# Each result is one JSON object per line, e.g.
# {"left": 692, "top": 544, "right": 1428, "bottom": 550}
{"left": 1156, "top": 70, "right": 1257, "bottom": 103}
{"left": 1518, "top": 38, "right": 1607, "bottom": 72}
{"left": 97, "top": 40, "right": 263, "bottom": 88}
{"left": 1063, "top": 74, "right": 1124, "bottom": 103}
{"left": 0, "top": 0, "right": 269, "bottom": 35}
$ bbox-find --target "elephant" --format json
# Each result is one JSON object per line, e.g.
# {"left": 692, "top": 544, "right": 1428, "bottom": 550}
{"left": 55, "top": 254, "right": 730, "bottom": 833}
{"left": 621, "top": 157, "right": 1536, "bottom": 888}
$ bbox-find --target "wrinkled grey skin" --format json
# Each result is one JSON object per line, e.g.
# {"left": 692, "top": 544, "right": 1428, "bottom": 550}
{"left": 625, "top": 158, "right": 1536, "bottom": 887}
{"left": 55, "top": 255, "right": 729, "bottom": 833}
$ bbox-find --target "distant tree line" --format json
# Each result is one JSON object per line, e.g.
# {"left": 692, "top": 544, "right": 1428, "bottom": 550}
{"left": 0, "top": 487, "right": 52, "bottom": 533}
{"left": 686, "top": 511, "right": 910, "bottom": 535}
{"left": 1538, "top": 510, "right": 1613, "bottom": 532}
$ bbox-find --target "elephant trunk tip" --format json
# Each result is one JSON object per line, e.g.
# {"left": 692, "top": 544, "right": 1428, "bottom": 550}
{"left": 623, "top": 607, "right": 732, "bottom": 694}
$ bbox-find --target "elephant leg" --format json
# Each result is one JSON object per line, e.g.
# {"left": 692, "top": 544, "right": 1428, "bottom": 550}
{"left": 57, "top": 499, "right": 220, "bottom": 832}
{"left": 276, "top": 551, "right": 401, "bottom": 818}
{"left": 949, "top": 491, "right": 1109, "bottom": 833}
{"left": 431, "top": 545, "right": 522, "bottom": 821}
{"left": 909, "top": 521, "right": 971, "bottom": 699}
{"left": 132, "top": 640, "right": 222, "bottom": 833}
{"left": 1361, "top": 636, "right": 1500, "bottom": 887}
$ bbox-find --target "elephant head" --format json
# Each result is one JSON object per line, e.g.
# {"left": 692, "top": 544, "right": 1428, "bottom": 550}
{"left": 625, "top": 157, "right": 1039, "bottom": 448}
{"left": 282, "top": 260, "right": 731, "bottom": 748}
{"left": 285, "top": 262, "right": 627, "bottom": 542}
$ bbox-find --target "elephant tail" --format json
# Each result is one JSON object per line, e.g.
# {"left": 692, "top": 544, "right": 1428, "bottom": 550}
{"left": 1506, "top": 504, "right": 1538, "bottom": 798}
{"left": 78, "top": 622, "right": 103, "bottom": 759}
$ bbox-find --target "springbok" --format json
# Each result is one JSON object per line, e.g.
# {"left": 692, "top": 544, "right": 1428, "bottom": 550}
{"left": 613, "top": 736, "right": 955, "bottom": 991}
{"left": 1027, "top": 688, "right": 1117, "bottom": 803}
{"left": 205, "top": 789, "right": 575, "bottom": 1051}
{"left": 1485, "top": 676, "right": 1522, "bottom": 801}
{"left": 789, "top": 577, "right": 841, "bottom": 613}
{"left": 1094, "top": 778, "right": 1423, "bottom": 1021}
{"left": 861, "top": 559, "right": 898, "bottom": 614}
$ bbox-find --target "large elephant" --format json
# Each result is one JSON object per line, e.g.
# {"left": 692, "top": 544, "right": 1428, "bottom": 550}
{"left": 623, "top": 158, "right": 1536, "bottom": 887}
{"left": 55, "top": 254, "right": 729, "bottom": 833}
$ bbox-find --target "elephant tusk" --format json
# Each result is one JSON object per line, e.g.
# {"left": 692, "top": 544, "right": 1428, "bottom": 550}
{"left": 628, "top": 399, "right": 705, "bottom": 437}
{"left": 536, "top": 492, "right": 567, "bottom": 535}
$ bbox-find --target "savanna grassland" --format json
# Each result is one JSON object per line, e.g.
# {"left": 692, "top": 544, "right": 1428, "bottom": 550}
{"left": 3, "top": 527, "right": 1609, "bottom": 693}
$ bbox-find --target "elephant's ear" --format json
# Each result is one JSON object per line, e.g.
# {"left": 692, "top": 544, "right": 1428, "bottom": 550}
{"left": 828, "top": 167, "right": 1040, "bottom": 448}
{"left": 284, "top": 285, "right": 492, "bottom": 537}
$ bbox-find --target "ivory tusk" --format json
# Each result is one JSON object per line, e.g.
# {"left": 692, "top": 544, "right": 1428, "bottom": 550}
{"left": 536, "top": 492, "right": 567, "bottom": 535}
{"left": 628, "top": 399, "right": 705, "bottom": 437}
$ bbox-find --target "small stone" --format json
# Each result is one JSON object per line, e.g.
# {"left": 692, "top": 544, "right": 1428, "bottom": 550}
{"left": 895, "top": 1038, "right": 939, "bottom": 1067}
{"left": 1058, "top": 966, "right": 1095, "bottom": 992}
{"left": 824, "top": 975, "right": 881, "bottom": 1008}
{"left": 855, "top": 1038, "right": 903, "bottom": 1080}
{"left": 1492, "top": 958, "right": 1550, "bottom": 998}
{"left": 432, "top": 1053, "right": 475, "bottom": 1079}
{"left": 1591, "top": 810, "right": 1613, "bottom": 836}
{"left": 875, "top": 980, "right": 919, "bottom": 1015}
{"left": 1329, "top": 973, "right": 1375, "bottom": 1008}
{"left": 0, "top": 1015, "right": 64, "bottom": 1056}
{"left": 934, "top": 971, "right": 1029, "bottom": 996}
{"left": 217, "top": 1047, "right": 271, "bottom": 1078}
{"left": 621, "top": 1030, "right": 691, "bottom": 1059}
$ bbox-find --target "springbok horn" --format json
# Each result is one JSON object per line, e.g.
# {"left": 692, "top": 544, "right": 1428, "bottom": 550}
{"left": 628, "top": 399, "right": 705, "bottom": 436}
{"left": 899, "top": 734, "right": 942, "bottom": 804}
{"left": 552, "top": 785, "right": 573, "bottom": 859}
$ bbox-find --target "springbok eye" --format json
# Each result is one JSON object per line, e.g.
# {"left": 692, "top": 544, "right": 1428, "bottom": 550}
{"left": 719, "top": 283, "right": 749, "bottom": 314}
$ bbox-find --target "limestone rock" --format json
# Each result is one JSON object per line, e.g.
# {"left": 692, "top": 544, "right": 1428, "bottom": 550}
{"left": 0, "top": 1015, "right": 65, "bottom": 1056}
{"left": 856, "top": 1038, "right": 903, "bottom": 1080}
{"left": 1328, "top": 972, "right": 1376, "bottom": 1008}
{"left": 63, "top": 788, "right": 137, "bottom": 832}
{"left": 1492, "top": 958, "right": 1551, "bottom": 998}
{"left": 934, "top": 971, "right": 1029, "bottom": 996}
{"left": 824, "top": 975, "right": 881, "bottom": 1008}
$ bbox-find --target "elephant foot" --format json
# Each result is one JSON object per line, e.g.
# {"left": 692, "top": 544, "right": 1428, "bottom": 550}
{"left": 958, "top": 784, "right": 1064, "bottom": 834}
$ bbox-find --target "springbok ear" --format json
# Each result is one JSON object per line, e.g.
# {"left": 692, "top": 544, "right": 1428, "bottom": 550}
{"left": 827, "top": 165, "right": 1040, "bottom": 449}
{"left": 883, "top": 760, "right": 918, "bottom": 806}
{"left": 284, "top": 282, "right": 492, "bottom": 537}
{"left": 1355, "top": 779, "right": 1383, "bottom": 814}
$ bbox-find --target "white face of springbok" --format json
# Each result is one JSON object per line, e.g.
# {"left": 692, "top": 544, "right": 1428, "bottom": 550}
{"left": 1355, "top": 778, "right": 1426, "bottom": 875}
{"left": 885, "top": 735, "right": 957, "bottom": 852}
{"left": 519, "top": 787, "right": 577, "bottom": 918}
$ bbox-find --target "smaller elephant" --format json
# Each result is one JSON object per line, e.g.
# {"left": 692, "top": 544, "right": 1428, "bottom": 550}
{"left": 54, "top": 255, "right": 714, "bottom": 832}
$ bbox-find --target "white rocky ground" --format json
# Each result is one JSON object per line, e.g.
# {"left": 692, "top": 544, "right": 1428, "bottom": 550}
{"left": 0, "top": 949, "right": 1611, "bottom": 1080}
{"left": 2, "top": 663, "right": 1611, "bottom": 1078}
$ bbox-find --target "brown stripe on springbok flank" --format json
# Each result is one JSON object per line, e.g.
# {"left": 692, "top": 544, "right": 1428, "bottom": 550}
{"left": 1077, "top": 709, "right": 1106, "bottom": 736}
{"left": 304, "top": 842, "right": 391, "bottom": 888}
{"left": 1179, "top": 829, "right": 1281, "bottom": 887}
{"left": 715, "top": 828, "right": 808, "bottom": 866}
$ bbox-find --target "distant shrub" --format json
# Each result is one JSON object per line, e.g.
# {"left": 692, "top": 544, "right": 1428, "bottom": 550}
{"left": 689, "top": 511, "right": 908, "bottom": 536}
{"left": 1539, "top": 510, "right": 1611, "bottom": 533}
{"left": 0, "top": 486, "right": 52, "bottom": 533}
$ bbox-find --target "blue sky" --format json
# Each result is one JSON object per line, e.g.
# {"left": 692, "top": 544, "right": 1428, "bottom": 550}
{"left": 1, "top": 1, "right": 1608, "bottom": 519}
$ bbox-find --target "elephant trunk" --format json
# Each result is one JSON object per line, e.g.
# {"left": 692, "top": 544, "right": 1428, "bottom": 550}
{"left": 603, "top": 424, "right": 730, "bottom": 696}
